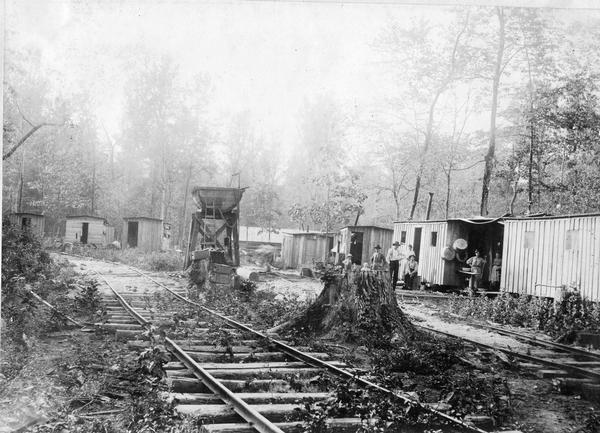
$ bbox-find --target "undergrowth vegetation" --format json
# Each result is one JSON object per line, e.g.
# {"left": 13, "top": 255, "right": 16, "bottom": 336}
{"left": 447, "top": 292, "right": 600, "bottom": 338}
{"left": 196, "top": 279, "right": 310, "bottom": 329}
{"left": 1, "top": 219, "right": 105, "bottom": 378}
{"left": 62, "top": 246, "right": 183, "bottom": 272}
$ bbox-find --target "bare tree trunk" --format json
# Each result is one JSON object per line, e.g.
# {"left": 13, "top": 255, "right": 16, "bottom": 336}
{"left": 528, "top": 120, "right": 534, "bottom": 213}
{"left": 510, "top": 177, "right": 519, "bottom": 214}
{"left": 445, "top": 169, "right": 452, "bottom": 219}
{"left": 17, "top": 148, "right": 25, "bottom": 213}
{"left": 179, "top": 163, "right": 193, "bottom": 248}
{"left": 480, "top": 7, "right": 505, "bottom": 216}
{"left": 91, "top": 140, "right": 96, "bottom": 214}
{"left": 409, "top": 91, "right": 442, "bottom": 219}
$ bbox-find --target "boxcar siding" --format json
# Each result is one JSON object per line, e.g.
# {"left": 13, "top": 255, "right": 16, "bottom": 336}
{"left": 503, "top": 216, "right": 600, "bottom": 302}
{"left": 123, "top": 219, "right": 163, "bottom": 252}
{"left": 65, "top": 219, "right": 108, "bottom": 245}
{"left": 339, "top": 227, "right": 394, "bottom": 264}
{"left": 281, "top": 234, "right": 332, "bottom": 269}
{"left": 393, "top": 221, "right": 447, "bottom": 285}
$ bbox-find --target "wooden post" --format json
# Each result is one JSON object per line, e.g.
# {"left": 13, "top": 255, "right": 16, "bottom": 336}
{"left": 233, "top": 214, "right": 239, "bottom": 267}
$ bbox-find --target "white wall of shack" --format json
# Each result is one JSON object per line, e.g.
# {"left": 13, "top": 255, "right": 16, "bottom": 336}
{"left": 392, "top": 221, "right": 448, "bottom": 285}
{"left": 502, "top": 216, "right": 600, "bottom": 302}
{"left": 65, "top": 219, "right": 108, "bottom": 245}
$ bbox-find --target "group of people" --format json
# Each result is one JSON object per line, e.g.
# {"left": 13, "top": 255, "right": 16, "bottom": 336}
{"left": 371, "top": 241, "right": 419, "bottom": 290}
{"left": 466, "top": 249, "right": 502, "bottom": 291}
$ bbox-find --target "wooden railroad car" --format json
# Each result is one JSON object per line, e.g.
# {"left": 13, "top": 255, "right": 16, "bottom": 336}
{"left": 502, "top": 213, "right": 600, "bottom": 302}
{"left": 392, "top": 217, "right": 504, "bottom": 289}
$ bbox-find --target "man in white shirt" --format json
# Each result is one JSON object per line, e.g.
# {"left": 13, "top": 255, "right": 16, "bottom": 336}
{"left": 386, "top": 241, "right": 405, "bottom": 289}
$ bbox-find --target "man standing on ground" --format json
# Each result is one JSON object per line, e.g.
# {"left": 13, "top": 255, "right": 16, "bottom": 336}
{"left": 386, "top": 241, "right": 404, "bottom": 289}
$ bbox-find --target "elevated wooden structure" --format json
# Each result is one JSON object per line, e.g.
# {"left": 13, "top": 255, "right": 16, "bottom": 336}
{"left": 184, "top": 187, "right": 246, "bottom": 269}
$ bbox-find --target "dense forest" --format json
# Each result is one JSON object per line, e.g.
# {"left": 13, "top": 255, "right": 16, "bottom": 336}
{"left": 3, "top": 4, "right": 600, "bottom": 248}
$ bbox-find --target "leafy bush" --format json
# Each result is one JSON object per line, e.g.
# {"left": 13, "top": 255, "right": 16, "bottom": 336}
{"left": 447, "top": 292, "right": 600, "bottom": 338}
{"left": 200, "top": 281, "right": 310, "bottom": 329}
{"left": 1, "top": 219, "right": 104, "bottom": 349}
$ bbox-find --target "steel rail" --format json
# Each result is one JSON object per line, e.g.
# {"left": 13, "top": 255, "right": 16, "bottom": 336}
{"left": 128, "top": 267, "right": 490, "bottom": 433}
{"left": 91, "top": 269, "right": 285, "bottom": 433}
{"left": 481, "top": 324, "right": 600, "bottom": 360}
{"left": 416, "top": 324, "right": 600, "bottom": 383}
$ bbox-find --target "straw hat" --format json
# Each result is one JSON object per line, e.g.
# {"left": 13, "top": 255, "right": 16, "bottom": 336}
{"left": 453, "top": 238, "right": 468, "bottom": 250}
{"left": 441, "top": 246, "right": 455, "bottom": 261}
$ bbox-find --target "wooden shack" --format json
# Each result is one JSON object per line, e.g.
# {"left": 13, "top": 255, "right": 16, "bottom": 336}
{"left": 65, "top": 215, "right": 114, "bottom": 246}
{"left": 281, "top": 231, "right": 335, "bottom": 269}
{"left": 502, "top": 213, "right": 600, "bottom": 302}
{"left": 8, "top": 212, "right": 45, "bottom": 237}
{"left": 393, "top": 217, "right": 504, "bottom": 288}
{"left": 336, "top": 225, "right": 394, "bottom": 265}
{"left": 123, "top": 217, "right": 163, "bottom": 252}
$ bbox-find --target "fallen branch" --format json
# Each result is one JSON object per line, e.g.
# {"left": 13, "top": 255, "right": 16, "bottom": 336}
{"left": 28, "top": 288, "right": 83, "bottom": 327}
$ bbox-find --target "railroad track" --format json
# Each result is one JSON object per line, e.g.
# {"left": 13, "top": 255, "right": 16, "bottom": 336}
{"left": 413, "top": 321, "right": 600, "bottom": 403}
{"left": 56, "top": 254, "right": 516, "bottom": 433}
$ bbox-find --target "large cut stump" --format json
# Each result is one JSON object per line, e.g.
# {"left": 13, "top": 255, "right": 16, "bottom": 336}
{"left": 273, "top": 268, "right": 415, "bottom": 345}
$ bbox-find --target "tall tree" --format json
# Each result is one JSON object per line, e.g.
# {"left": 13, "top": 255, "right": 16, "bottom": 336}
{"left": 379, "top": 11, "right": 474, "bottom": 219}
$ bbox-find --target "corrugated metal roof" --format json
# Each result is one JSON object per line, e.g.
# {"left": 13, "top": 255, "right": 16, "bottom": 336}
{"left": 67, "top": 215, "right": 107, "bottom": 220}
{"left": 342, "top": 225, "right": 394, "bottom": 231}
{"left": 505, "top": 212, "right": 600, "bottom": 221}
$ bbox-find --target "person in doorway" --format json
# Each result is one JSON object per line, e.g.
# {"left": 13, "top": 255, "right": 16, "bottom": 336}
{"left": 466, "top": 249, "right": 486, "bottom": 291}
{"left": 402, "top": 253, "right": 419, "bottom": 290}
{"left": 370, "top": 245, "right": 386, "bottom": 273}
{"left": 490, "top": 252, "right": 502, "bottom": 290}
{"left": 386, "top": 241, "right": 405, "bottom": 289}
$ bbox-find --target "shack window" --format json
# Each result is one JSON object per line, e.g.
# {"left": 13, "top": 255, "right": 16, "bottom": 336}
{"left": 566, "top": 230, "right": 579, "bottom": 250}
{"left": 400, "top": 231, "right": 407, "bottom": 243}
{"left": 524, "top": 231, "right": 535, "bottom": 249}
{"left": 431, "top": 231, "right": 437, "bottom": 246}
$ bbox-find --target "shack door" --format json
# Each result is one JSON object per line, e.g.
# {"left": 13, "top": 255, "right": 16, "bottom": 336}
{"left": 128, "top": 222, "right": 139, "bottom": 248}
{"left": 81, "top": 223, "right": 89, "bottom": 244}
{"left": 413, "top": 227, "right": 422, "bottom": 261}
{"left": 21, "top": 217, "right": 31, "bottom": 230}
{"left": 350, "top": 232, "right": 363, "bottom": 265}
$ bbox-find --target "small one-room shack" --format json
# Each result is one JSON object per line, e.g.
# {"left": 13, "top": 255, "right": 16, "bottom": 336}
{"left": 502, "top": 213, "right": 600, "bottom": 302}
{"left": 8, "top": 212, "right": 45, "bottom": 237}
{"left": 336, "top": 225, "right": 394, "bottom": 265}
{"left": 239, "top": 226, "right": 285, "bottom": 254}
{"left": 122, "top": 216, "right": 164, "bottom": 252}
{"left": 65, "top": 215, "right": 114, "bottom": 246}
{"left": 281, "top": 231, "right": 335, "bottom": 269}
{"left": 393, "top": 216, "right": 505, "bottom": 289}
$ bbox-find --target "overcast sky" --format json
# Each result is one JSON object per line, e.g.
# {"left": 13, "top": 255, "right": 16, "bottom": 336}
{"left": 5, "top": 1, "right": 600, "bottom": 157}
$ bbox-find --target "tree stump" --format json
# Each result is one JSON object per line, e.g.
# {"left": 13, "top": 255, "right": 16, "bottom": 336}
{"left": 273, "top": 268, "right": 416, "bottom": 346}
